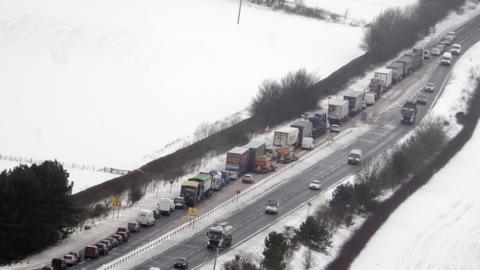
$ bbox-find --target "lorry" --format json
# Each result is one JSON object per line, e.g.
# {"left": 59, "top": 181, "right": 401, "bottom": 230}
{"left": 374, "top": 68, "right": 393, "bottom": 91}
{"left": 441, "top": 52, "right": 452, "bottom": 66}
{"left": 210, "top": 170, "right": 223, "bottom": 191}
{"left": 276, "top": 145, "right": 297, "bottom": 163}
{"left": 304, "top": 112, "right": 328, "bottom": 138}
{"left": 273, "top": 127, "right": 299, "bottom": 147}
{"left": 157, "top": 198, "right": 175, "bottom": 215}
{"left": 245, "top": 140, "right": 266, "bottom": 172}
{"left": 410, "top": 47, "right": 424, "bottom": 71}
{"left": 180, "top": 172, "right": 213, "bottom": 206}
{"left": 254, "top": 155, "right": 276, "bottom": 173}
{"left": 225, "top": 146, "right": 250, "bottom": 176}
{"left": 291, "top": 120, "right": 313, "bottom": 146}
{"left": 386, "top": 61, "right": 405, "bottom": 84}
{"left": 401, "top": 100, "right": 417, "bottom": 124}
{"left": 396, "top": 55, "right": 413, "bottom": 75}
{"left": 369, "top": 79, "right": 384, "bottom": 99}
{"left": 206, "top": 221, "right": 233, "bottom": 249}
{"left": 343, "top": 91, "right": 364, "bottom": 116}
{"left": 328, "top": 99, "right": 349, "bottom": 124}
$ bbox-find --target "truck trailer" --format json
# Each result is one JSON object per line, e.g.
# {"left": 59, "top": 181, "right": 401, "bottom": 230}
{"left": 304, "top": 112, "right": 328, "bottom": 138}
{"left": 273, "top": 127, "right": 299, "bottom": 147}
{"left": 328, "top": 99, "right": 349, "bottom": 125}
{"left": 386, "top": 61, "right": 406, "bottom": 84}
{"left": 245, "top": 140, "right": 266, "bottom": 172}
{"left": 401, "top": 100, "right": 417, "bottom": 124}
{"left": 374, "top": 68, "right": 393, "bottom": 91}
{"left": 225, "top": 146, "right": 250, "bottom": 176}
{"left": 343, "top": 90, "right": 364, "bottom": 116}
{"left": 291, "top": 120, "right": 313, "bottom": 146}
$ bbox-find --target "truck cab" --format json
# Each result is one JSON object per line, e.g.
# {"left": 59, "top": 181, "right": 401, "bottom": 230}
{"left": 401, "top": 100, "right": 417, "bottom": 124}
{"left": 207, "top": 222, "right": 232, "bottom": 249}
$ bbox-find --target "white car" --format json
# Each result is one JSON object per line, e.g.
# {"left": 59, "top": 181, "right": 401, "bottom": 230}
{"left": 265, "top": 199, "right": 279, "bottom": 215}
{"left": 424, "top": 82, "right": 435, "bottom": 92}
{"left": 451, "top": 43, "right": 462, "bottom": 55}
{"left": 330, "top": 124, "right": 341, "bottom": 133}
{"left": 309, "top": 180, "right": 322, "bottom": 190}
{"left": 430, "top": 47, "right": 441, "bottom": 56}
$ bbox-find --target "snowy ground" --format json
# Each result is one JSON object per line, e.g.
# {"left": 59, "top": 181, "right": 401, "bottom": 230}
{"left": 351, "top": 42, "right": 480, "bottom": 270}
{"left": 0, "top": 0, "right": 421, "bottom": 193}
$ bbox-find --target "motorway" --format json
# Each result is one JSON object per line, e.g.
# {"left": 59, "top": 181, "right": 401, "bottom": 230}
{"left": 72, "top": 12, "right": 480, "bottom": 270}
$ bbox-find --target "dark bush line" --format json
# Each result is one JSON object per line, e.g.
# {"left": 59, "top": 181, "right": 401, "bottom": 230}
{"left": 326, "top": 79, "right": 480, "bottom": 270}
{"left": 72, "top": 1, "right": 469, "bottom": 207}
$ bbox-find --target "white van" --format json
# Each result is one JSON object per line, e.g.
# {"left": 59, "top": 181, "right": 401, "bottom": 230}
{"left": 301, "top": 137, "right": 314, "bottom": 150}
{"left": 157, "top": 198, "right": 175, "bottom": 216}
{"left": 347, "top": 149, "right": 363, "bottom": 165}
{"left": 137, "top": 210, "right": 155, "bottom": 226}
{"left": 441, "top": 52, "right": 452, "bottom": 66}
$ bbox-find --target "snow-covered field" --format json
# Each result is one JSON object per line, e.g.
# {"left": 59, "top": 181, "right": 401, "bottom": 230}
{"left": 0, "top": 0, "right": 422, "bottom": 193}
{"left": 351, "top": 41, "right": 480, "bottom": 270}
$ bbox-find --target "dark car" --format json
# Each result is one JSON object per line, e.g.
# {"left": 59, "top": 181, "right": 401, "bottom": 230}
{"left": 117, "top": 226, "right": 130, "bottom": 237}
{"left": 152, "top": 209, "right": 162, "bottom": 219}
{"left": 41, "top": 266, "right": 53, "bottom": 270}
{"left": 51, "top": 258, "right": 67, "bottom": 270}
{"left": 117, "top": 231, "right": 129, "bottom": 242}
{"left": 173, "top": 257, "right": 189, "bottom": 269}
{"left": 111, "top": 234, "right": 125, "bottom": 245}
{"left": 106, "top": 236, "right": 119, "bottom": 248}
{"left": 417, "top": 94, "right": 427, "bottom": 105}
{"left": 99, "top": 239, "right": 113, "bottom": 250}
{"left": 128, "top": 222, "right": 141, "bottom": 233}
{"left": 95, "top": 242, "right": 109, "bottom": 256}
{"left": 84, "top": 245, "right": 100, "bottom": 259}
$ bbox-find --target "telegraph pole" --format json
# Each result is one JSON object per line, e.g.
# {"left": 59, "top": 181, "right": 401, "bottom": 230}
{"left": 237, "top": 0, "right": 243, "bottom": 24}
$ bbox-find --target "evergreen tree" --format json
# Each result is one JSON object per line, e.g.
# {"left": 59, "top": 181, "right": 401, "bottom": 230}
{"left": 263, "top": 231, "right": 288, "bottom": 270}
{"left": 294, "top": 216, "right": 332, "bottom": 255}
{"left": 0, "top": 161, "right": 79, "bottom": 264}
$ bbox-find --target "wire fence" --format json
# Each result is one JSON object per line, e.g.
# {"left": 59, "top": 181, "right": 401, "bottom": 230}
{"left": 0, "top": 154, "right": 130, "bottom": 176}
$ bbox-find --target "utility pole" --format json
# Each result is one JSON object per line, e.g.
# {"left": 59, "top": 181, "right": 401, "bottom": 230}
{"left": 237, "top": 0, "right": 243, "bottom": 25}
{"left": 213, "top": 239, "right": 223, "bottom": 270}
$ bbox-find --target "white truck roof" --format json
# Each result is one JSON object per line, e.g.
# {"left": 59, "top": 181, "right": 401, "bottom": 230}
{"left": 329, "top": 99, "right": 349, "bottom": 106}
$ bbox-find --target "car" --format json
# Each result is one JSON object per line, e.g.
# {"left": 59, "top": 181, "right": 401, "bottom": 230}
{"left": 265, "top": 199, "right": 279, "bottom": 215}
{"left": 152, "top": 208, "right": 162, "bottom": 219}
{"left": 95, "top": 242, "right": 109, "bottom": 256}
{"left": 51, "top": 258, "right": 67, "bottom": 270}
{"left": 330, "top": 124, "right": 341, "bottom": 133}
{"left": 173, "top": 257, "right": 189, "bottom": 269}
{"left": 430, "top": 46, "right": 442, "bottom": 56}
{"left": 84, "top": 245, "right": 100, "bottom": 259}
{"left": 128, "top": 222, "right": 141, "bottom": 233}
{"left": 99, "top": 239, "right": 113, "bottom": 250}
{"left": 117, "top": 226, "right": 130, "bottom": 237}
{"left": 309, "top": 180, "right": 322, "bottom": 190}
{"left": 424, "top": 82, "right": 435, "bottom": 92}
{"left": 41, "top": 266, "right": 53, "bottom": 270}
{"left": 451, "top": 43, "right": 462, "bottom": 55}
{"left": 63, "top": 254, "right": 78, "bottom": 266}
{"left": 117, "top": 231, "right": 129, "bottom": 242}
{"left": 423, "top": 49, "right": 430, "bottom": 59}
{"left": 417, "top": 94, "right": 427, "bottom": 105}
{"left": 347, "top": 149, "right": 363, "bottom": 165}
{"left": 242, "top": 174, "right": 254, "bottom": 184}
{"left": 174, "top": 197, "right": 186, "bottom": 209}
{"left": 106, "top": 237, "right": 119, "bottom": 248}
{"left": 149, "top": 268, "right": 161, "bottom": 270}
{"left": 111, "top": 234, "right": 125, "bottom": 245}
{"left": 68, "top": 251, "right": 81, "bottom": 262}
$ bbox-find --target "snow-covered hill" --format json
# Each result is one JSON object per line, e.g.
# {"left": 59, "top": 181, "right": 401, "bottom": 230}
{"left": 0, "top": 0, "right": 416, "bottom": 193}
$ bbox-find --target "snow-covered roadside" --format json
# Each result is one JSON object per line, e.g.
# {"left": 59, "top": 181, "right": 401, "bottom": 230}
{"left": 350, "top": 43, "right": 480, "bottom": 270}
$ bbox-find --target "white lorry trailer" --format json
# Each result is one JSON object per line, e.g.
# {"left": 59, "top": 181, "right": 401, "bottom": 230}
{"left": 328, "top": 99, "right": 349, "bottom": 125}
{"left": 273, "top": 127, "right": 299, "bottom": 147}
